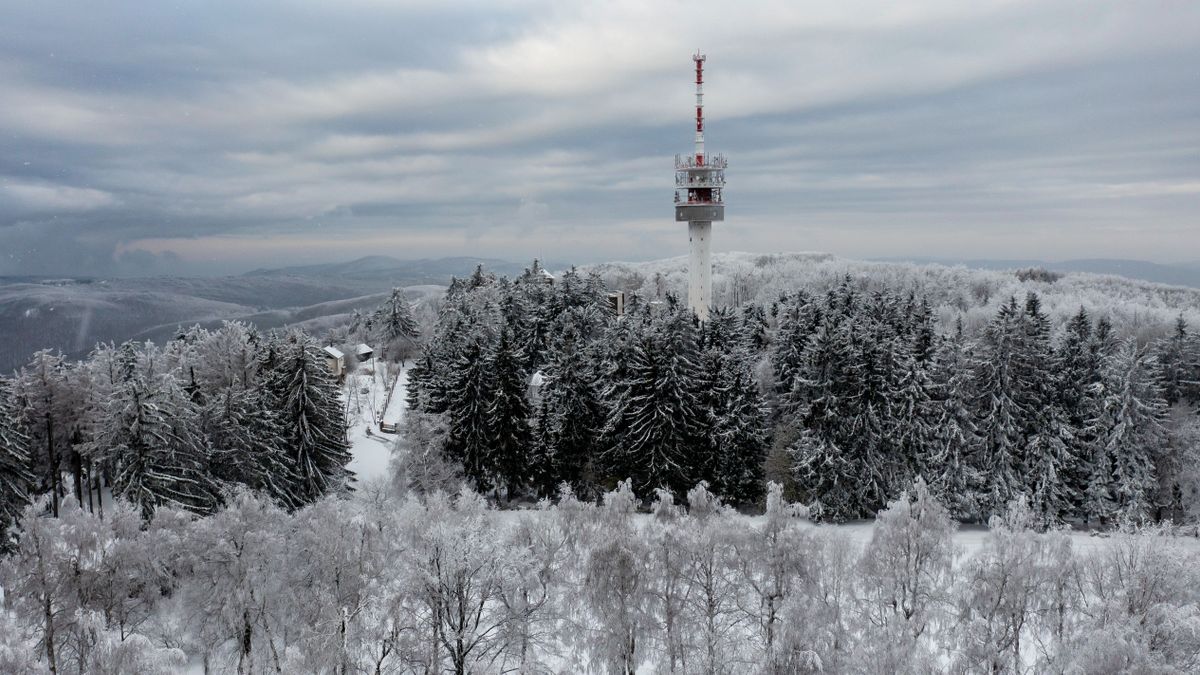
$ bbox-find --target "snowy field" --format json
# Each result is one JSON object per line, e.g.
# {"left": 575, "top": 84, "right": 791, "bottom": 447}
{"left": 344, "top": 360, "right": 409, "bottom": 484}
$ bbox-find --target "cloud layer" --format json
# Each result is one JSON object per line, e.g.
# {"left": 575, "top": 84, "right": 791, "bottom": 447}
{"left": 1, "top": 0, "right": 1198, "bottom": 275}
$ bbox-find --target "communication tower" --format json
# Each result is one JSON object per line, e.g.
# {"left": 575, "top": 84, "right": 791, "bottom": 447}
{"left": 674, "top": 51, "right": 726, "bottom": 321}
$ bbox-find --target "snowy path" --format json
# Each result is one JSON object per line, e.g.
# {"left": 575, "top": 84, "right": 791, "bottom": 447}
{"left": 344, "top": 361, "right": 409, "bottom": 484}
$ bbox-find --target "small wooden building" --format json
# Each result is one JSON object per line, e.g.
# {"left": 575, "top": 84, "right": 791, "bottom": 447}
{"left": 355, "top": 343, "right": 374, "bottom": 363}
{"left": 607, "top": 291, "right": 625, "bottom": 317}
{"left": 323, "top": 346, "right": 346, "bottom": 379}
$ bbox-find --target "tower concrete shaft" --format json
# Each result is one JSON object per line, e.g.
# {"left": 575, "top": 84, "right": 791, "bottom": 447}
{"left": 674, "top": 51, "right": 725, "bottom": 321}
{"left": 688, "top": 221, "right": 712, "bottom": 319}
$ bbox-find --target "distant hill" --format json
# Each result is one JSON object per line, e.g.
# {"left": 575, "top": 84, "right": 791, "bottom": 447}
{"left": 6, "top": 252, "right": 1199, "bottom": 374}
{"left": 873, "top": 257, "right": 1200, "bottom": 289}
{"left": 0, "top": 256, "right": 536, "bottom": 372}
{"left": 243, "top": 255, "right": 538, "bottom": 287}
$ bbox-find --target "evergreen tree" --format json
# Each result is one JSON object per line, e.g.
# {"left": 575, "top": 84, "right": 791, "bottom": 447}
{"left": 1086, "top": 340, "right": 1169, "bottom": 522}
{"left": 0, "top": 377, "right": 34, "bottom": 550}
{"left": 203, "top": 387, "right": 299, "bottom": 509}
{"left": 372, "top": 288, "right": 420, "bottom": 361}
{"left": 92, "top": 371, "right": 218, "bottom": 519}
{"left": 699, "top": 308, "right": 767, "bottom": 504}
{"left": 1155, "top": 316, "right": 1200, "bottom": 407}
{"left": 1054, "top": 308, "right": 1103, "bottom": 519}
{"left": 487, "top": 327, "right": 533, "bottom": 496}
{"left": 535, "top": 323, "right": 603, "bottom": 496}
{"left": 708, "top": 359, "right": 768, "bottom": 505}
{"left": 443, "top": 335, "right": 497, "bottom": 492}
{"left": 928, "top": 319, "right": 984, "bottom": 520}
{"left": 1020, "top": 294, "right": 1077, "bottom": 525}
{"left": 601, "top": 308, "right": 707, "bottom": 497}
{"left": 971, "top": 297, "right": 1034, "bottom": 517}
{"left": 266, "top": 332, "right": 353, "bottom": 504}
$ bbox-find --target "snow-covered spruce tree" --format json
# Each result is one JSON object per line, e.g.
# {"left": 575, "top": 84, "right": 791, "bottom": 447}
{"left": 0, "top": 377, "right": 35, "bottom": 550}
{"left": 487, "top": 326, "right": 534, "bottom": 497}
{"left": 91, "top": 369, "right": 218, "bottom": 519}
{"left": 600, "top": 304, "right": 708, "bottom": 497}
{"left": 263, "top": 331, "right": 353, "bottom": 505}
{"left": 769, "top": 290, "right": 820, "bottom": 419}
{"left": 928, "top": 318, "right": 985, "bottom": 521}
{"left": 970, "top": 297, "right": 1033, "bottom": 518}
{"left": 1020, "top": 293, "right": 1079, "bottom": 526}
{"left": 788, "top": 315, "right": 885, "bottom": 521}
{"left": 372, "top": 287, "right": 420, "bottom": 362}
{"left": 1086, "top": 339, "right": 1169, "bottom": 522}
{"left": 1155, "top": 315, "right": 1200, "bottom": 407}
{"left": 699, "top": 309, "right": 767, "bottom": 505}
{"left": 534, "top": 321, "right": 604, "bottom": 497}
{"left": 885, "top": 349, "right": 939, "bottom": 499}
{"left": 1054, "top": 307, "right": 1105, "bottom": 519}
{"left": 443, "top": 334, "right": 497, "bottom": 492}
{"left": 202, "top": 387, "right": 299, "bottom": 509}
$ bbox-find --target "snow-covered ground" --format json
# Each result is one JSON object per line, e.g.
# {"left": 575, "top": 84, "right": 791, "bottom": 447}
{"left": 343, "top": 360, "right": 409, "bottom": 484}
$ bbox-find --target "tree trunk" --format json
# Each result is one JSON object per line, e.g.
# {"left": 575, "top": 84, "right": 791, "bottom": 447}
{"left": 46, "top": 412, "right": 59, "bottom": 517}
{"left": 71, "top": 448, "right": 84, "bottom": 506}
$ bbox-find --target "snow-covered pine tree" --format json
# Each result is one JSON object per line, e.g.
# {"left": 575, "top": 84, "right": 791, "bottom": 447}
{"left": 443, "top": 334, "right": 497, "bottom": 492}
{"left": 788, "top": 317, "right": 878, "bottom": 520}
{"left": 404, "top": 348, "right": 437, "bottom": 412}
{"left": 535, "top": 322, "right": 604, "bottom": 497}
{"left": 1155, "top": 316, "right": 1200, "bottom": 407}
{"left": 970, "top": 297, "right": 1031, "bottom": 518}
{"left": 1020, "top": 293, "right": 1078, "bottom": 525}
{"left": 886, "top": 349, "right": 939, "bottom": 496}
{"left": 203, "top": 387, "right": 299, "bottom": 509}
{"left": 92, "top": 370, "right": 218, "bottom": 519}
{"left": 487, "top": 327, "right": 533, "bottom": 497}
{"left": 1087, "top": 340, "right": 1169, "bottom": 522}
{"left": 739, "top": 302, "right": 770, "bottom": 354}
{"left": 708, "top": 358, "right": 767, "bottom": 505}
{"left": 928, "top": 318, "right": 985, "bottom": 521}
{"left": 0, "top": 377, "right": 34, "bottom": 550}
{"left": 699, "top": 308, "right": 767, "bottom": 505}
{"left": 770, "top": 291, "right": 819, "bottom": 417}
{"left": 265, "top": 332, "right": 353, "bottom": 504}
{"left": 600, "top": 306, "right": 708, "bottom": 497}
{"left": 1054, "top": 307, "right": 1104, "bottom": 519}
{"left": 372, "top": 288, "right": 420, "bottom": 362}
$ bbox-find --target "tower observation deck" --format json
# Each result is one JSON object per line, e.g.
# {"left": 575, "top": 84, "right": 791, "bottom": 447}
{"left": 674, "top": 52, "right": 725, "bottom": 321}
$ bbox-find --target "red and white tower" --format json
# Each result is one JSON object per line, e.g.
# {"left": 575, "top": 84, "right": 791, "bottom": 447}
{"left": 674, "top": 51, "right": 725, "bottom": 321}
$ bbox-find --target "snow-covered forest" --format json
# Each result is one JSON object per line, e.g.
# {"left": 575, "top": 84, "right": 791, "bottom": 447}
{"left": 3, "top": 259, "right": 1200, "bottom": 672}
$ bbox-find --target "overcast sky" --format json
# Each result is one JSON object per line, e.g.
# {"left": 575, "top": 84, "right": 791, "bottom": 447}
{"left": 1, "top": 0, "right": 1198, "bottom": 276}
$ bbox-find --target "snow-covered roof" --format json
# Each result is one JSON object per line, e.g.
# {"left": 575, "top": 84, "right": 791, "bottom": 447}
{"left": 323, "top": 346, "right": 344, "bottom": 359}
{"left": 355, "top": 343, "right": 373, "bottom": 355}
{"left": 539, "top": 269, "right": 555, "bottom": 281}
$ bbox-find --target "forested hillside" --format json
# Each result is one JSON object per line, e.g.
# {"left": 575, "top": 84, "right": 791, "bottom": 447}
{"left": 2, "top": 258, "right": 1200, "bottom": 672}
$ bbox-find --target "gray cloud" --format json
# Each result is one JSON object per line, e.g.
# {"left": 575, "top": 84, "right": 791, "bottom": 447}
{"left": 1, "top": 0, "right": 1198, "bottom": 276}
